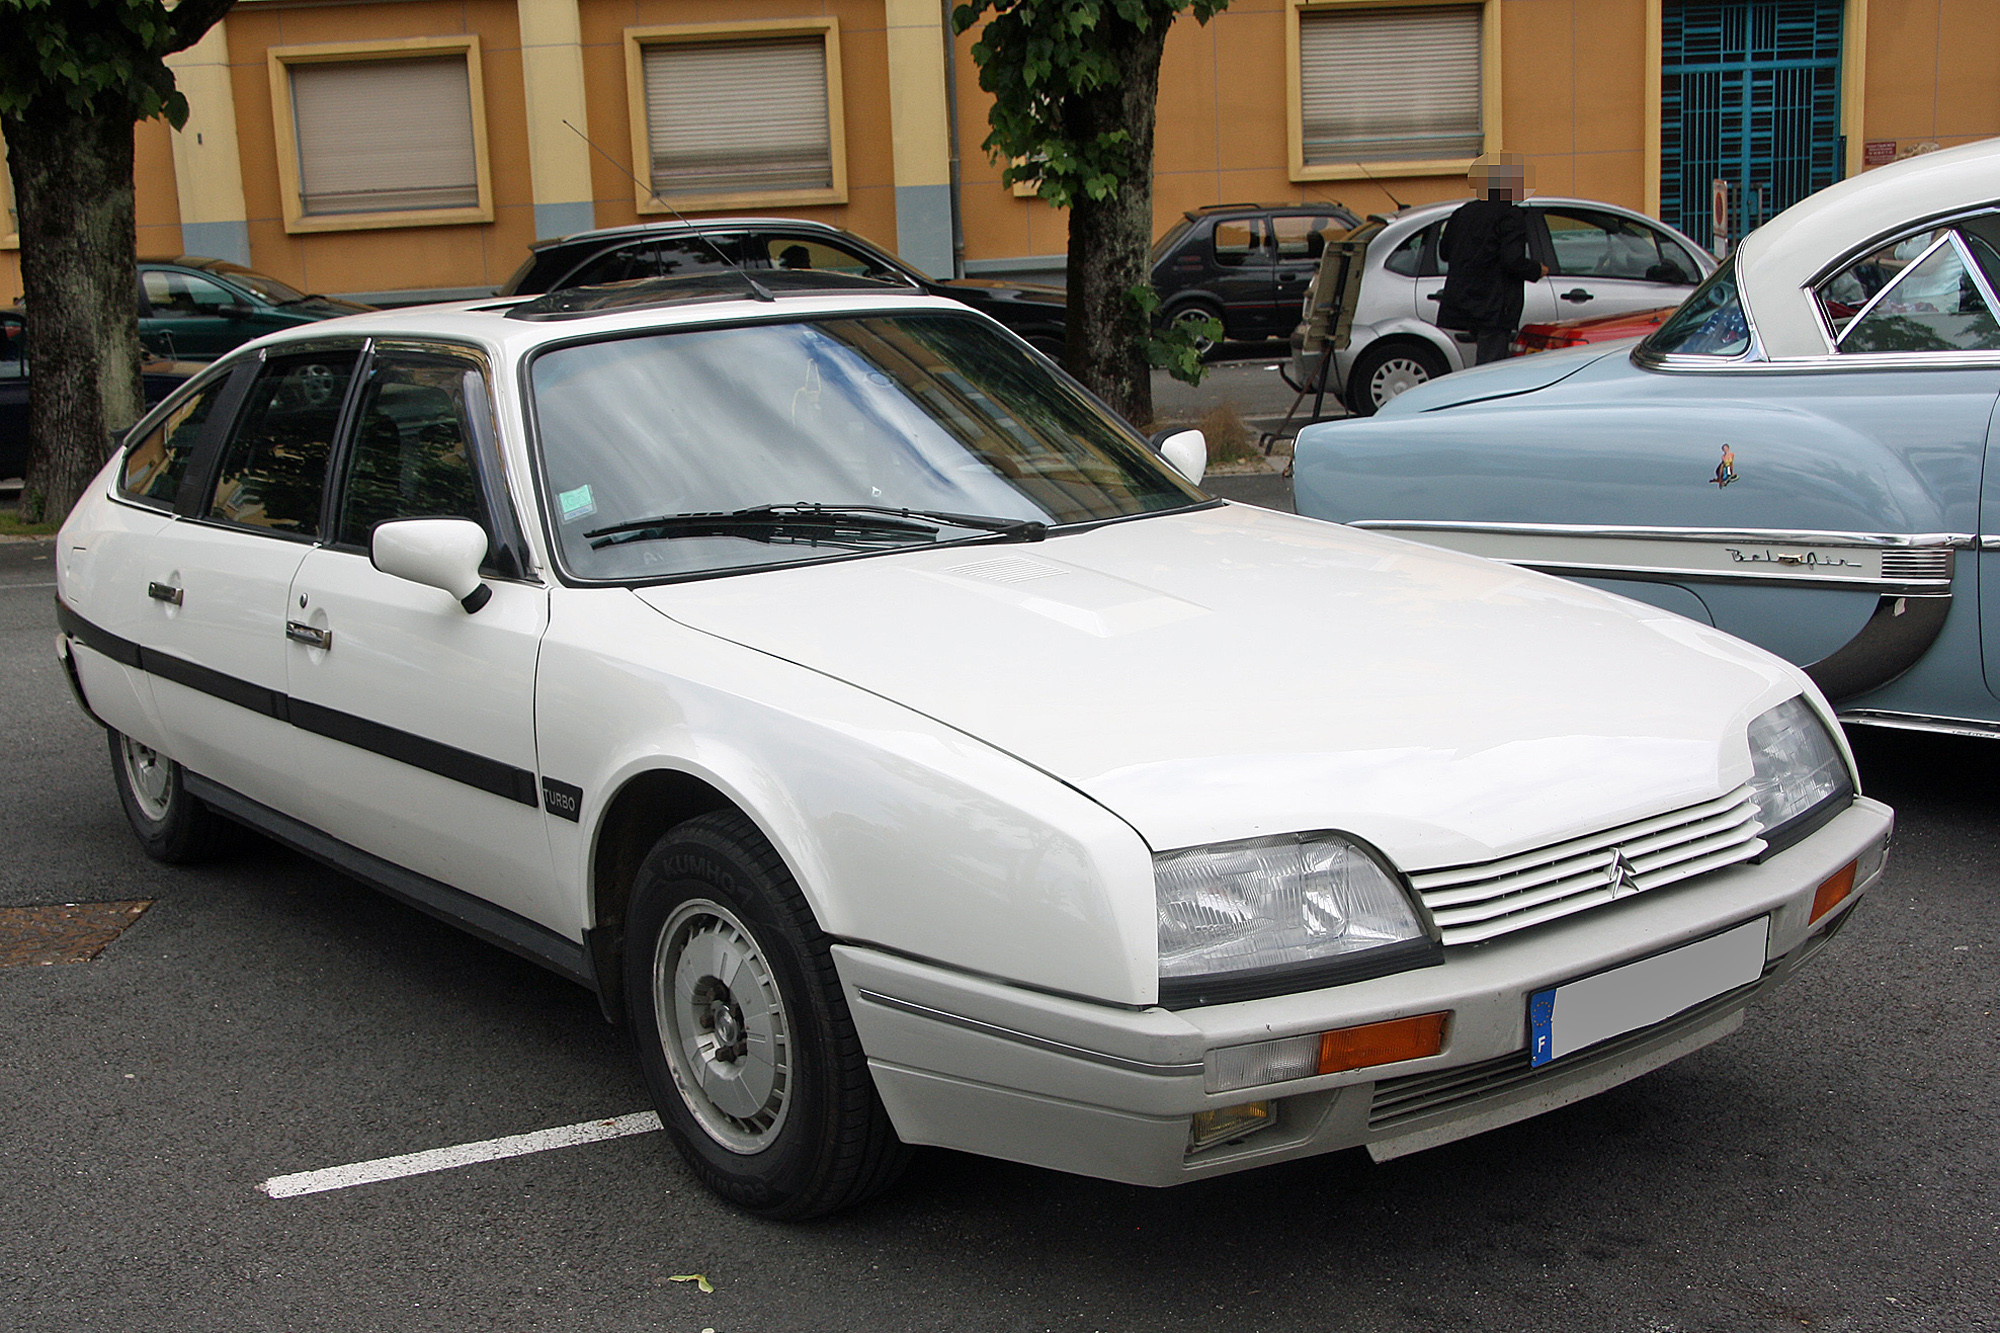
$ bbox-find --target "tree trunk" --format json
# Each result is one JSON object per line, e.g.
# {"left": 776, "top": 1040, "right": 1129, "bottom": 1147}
{"left": 3, "top": 102, "right": 144, "bottom": 524}
{"left": 1062, "top": 21, "right": 1168, "bottom": 428}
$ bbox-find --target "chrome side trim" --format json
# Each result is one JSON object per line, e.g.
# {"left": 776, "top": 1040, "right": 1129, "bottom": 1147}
{"left": 1350, "top": 520, "right": 1973, "bottom": 549}
{"left": 1636, "top": 347, "right": 2000, "bottom": 374}
{"left": 1354, "top": 522, "right": 1965, "bottom": 591}
{"left": 1837, "top": 710, "right": 2000, "bottom": 741}
{"left": 853, "top": 989, "right": 1204, "bottom": 1077}
{"left": 1514, "top": 560, "right": 1941, "bottom": 594}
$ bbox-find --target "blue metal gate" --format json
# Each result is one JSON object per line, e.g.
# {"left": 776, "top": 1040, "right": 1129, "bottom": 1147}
{"left": 1661, "top": 0, "right": 1843, "bottom": 246}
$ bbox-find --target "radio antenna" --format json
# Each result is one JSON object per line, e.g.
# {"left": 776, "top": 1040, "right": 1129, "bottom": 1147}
{"left": 560, "top": 119, "right": 774, "bottom": 301}
{"left": 1340, "top": 160, "right": 1408, "bottom": 212}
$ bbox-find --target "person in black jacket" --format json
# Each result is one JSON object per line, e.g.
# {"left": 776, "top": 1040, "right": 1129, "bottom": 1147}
{"left": 1435, "top": 155, "right": 1547, "bottom": 364}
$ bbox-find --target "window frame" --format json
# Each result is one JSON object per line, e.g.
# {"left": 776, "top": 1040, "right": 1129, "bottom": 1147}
{"left": 623, "top": 19, "right": 848, "bottom": 215}
{"left": 266, "top": 36, "right": 495, "bottom": 235}
{"left": 322, "top": 341, "right": 530, "bottom": 580}
{"left": 1287, "top": 0, "right": 1500, "bottom": 185}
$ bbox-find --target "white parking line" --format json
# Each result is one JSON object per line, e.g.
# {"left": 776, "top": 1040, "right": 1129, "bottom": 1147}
{"left": 258, "top": 1110, "right": 661, "bottom": 1198}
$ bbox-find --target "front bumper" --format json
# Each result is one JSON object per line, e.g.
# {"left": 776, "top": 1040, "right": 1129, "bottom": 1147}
{"left": 835, "top": 796, "right": 1891, "bottom": 1187}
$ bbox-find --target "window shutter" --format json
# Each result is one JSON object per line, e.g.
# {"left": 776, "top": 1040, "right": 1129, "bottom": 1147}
{"left": 1300, "top": 6, "right": 1483, "bottom": 164}
{"left": 643, "top": 37, "right": 832, "bottom": 198}
{"left": 291, "top": 57, "right": 480, "bottom": 215}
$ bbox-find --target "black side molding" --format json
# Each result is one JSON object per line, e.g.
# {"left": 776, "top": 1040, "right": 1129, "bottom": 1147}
{"left": 58, "top": 599, "right": 538, "bottom": 806}
{"left": 1804, "top": 593, "right": 1952, "bottom": 703}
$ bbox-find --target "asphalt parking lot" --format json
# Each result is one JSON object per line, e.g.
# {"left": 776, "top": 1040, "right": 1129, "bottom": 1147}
{"left": 3, "top": 398, "right": 1996, "bottom": 1331}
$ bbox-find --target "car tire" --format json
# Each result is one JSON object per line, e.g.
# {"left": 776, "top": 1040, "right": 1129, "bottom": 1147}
{"left": 625, "top": 809, "right": 908, "bottom": 1219}
{"left": 1025, "top": 333, "right": 1067, "bottom": 362}
{"left": 1345, "top": 340, "right": 1449, "bottom": 417}
{"left": 1167, "top": 300, "right": 1225, "bottom": 357}
{"left": 108, "top": 730, "right": 230, "bottom": 864}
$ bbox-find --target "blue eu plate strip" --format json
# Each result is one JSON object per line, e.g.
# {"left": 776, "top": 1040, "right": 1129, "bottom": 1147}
{"left": 1528, "top": 987, "right": 1557, "bottom": 1067}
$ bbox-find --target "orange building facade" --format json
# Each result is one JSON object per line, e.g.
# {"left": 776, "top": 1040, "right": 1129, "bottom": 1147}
{"left": 1, "top": 0, "right": 1994, "bottom": 304}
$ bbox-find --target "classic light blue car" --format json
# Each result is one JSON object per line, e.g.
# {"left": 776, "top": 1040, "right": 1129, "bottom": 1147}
{"left": 1293, "top": 138, "right": 2000, "bottom": 740}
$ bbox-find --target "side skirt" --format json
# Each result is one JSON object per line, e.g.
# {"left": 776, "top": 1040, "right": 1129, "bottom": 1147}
{"left": 184, "top": 772, "right": 598, "bottom": 994}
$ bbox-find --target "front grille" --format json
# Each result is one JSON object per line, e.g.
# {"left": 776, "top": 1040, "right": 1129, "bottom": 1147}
{"left": 1879, "top": 547, "right": 1953, "bottom": 584}
{"left": 1367, "top": 971, "right": 1767, "bottom": 1132}
{"left": 1409, "top": 786, "right": 1765, "bottom": 946}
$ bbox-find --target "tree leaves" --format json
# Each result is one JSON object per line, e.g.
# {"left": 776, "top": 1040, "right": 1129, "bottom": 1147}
{"left": 954, "top": 0, "right": 1221, "bottom": 211}
{"left": 0, "top": 0, "right": 234, "bottom": 124}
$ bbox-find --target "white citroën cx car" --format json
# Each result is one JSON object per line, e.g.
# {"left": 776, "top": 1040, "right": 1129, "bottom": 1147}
{"left": 55, "top": 269, "right": 1889, "bottom": 1218}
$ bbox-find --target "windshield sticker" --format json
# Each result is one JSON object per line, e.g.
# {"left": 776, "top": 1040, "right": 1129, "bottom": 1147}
{"left": 1709, "top": 444, "right": 1738, "bottom": 488}
{"left": 559, "top": 484, "right": 597, "bottom": 522}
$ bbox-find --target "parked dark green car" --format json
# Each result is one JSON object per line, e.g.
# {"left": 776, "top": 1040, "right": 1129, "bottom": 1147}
{"left": 139, "top": 257, "right": 372, "bottom": 361}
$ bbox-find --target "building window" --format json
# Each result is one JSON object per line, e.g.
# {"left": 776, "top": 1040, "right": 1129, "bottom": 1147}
{"left": 625, "top": 21, "right": 845, "bottom": 212}
{"left": 268, "top": 38, "right": 493, "bottom": 233}
{"left": 1292, "top": 2, "right": 1488, "bottom": 178}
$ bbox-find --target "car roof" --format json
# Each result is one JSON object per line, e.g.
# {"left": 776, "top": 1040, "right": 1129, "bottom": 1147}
{"left": 1736, "top": 135, "right": 2000, "bottom": 358}
{"left": 1182, "top": 202, "right": 1353, "bottom": 221}
{"left": 209, "top": 282, "right": 973, "bottom": 365}
{"left": 527, "top": 216, "right": 856, "bottom": 255}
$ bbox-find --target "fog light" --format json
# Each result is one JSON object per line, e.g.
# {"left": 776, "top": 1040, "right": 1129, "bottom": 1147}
{"left": 1204, "top": 1012, "right": 1450, "bottom": 1092}
{"left": 1189, "top": 1101, "right": 1275, "bottom": 1152}
{"left": 1810, "top": 860, "right": 1858, "bottom": 924}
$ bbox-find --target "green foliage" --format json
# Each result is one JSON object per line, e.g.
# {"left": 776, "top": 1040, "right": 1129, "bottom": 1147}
{"left": 952, "top": 0, "right": 1227, "bottom": 209}
{"left": 0, "top": 0, "right": 232, "bottom": 126}
{"left": 1128, "top": 283, "right": 1215, "bottom": 384}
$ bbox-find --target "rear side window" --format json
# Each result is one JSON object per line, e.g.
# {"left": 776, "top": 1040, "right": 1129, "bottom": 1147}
{"left": 756, "top": 236, "right": 900, "bottom": 281}
{"left": 1834, "top": 233, "right": 2000, "bottom": 354}
{"left": 565, "top": 238, "right": 744, "bottom": 288}
{"left": 1641, "top": 258, "right": 1750, "bottom": 357}
{"left": 119, "top": 376, "right": 230, "bottom": 508}
{"left": 208, "top": 351, "right": 359, "bottom": 535}
{"left": 1818, "top": 218, "right": 2000, "bottom": 352}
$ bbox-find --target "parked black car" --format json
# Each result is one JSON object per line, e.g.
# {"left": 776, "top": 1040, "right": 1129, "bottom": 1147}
{"left": 139, "top": 257, "right": 373, "bottom": 361}
{"left": 1, "top": 308, "right": 202, "bottom": 482}
{"left": 499, "top": 218, "right": 1070, "bottom": 357}
{"left": 1150, "top": 202, "right": 1359, "bottom": 350}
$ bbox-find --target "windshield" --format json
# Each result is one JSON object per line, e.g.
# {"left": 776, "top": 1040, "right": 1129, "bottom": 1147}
{"left": 1639, "top": 256, "right": 1751, "bottom": 357}
{"left": 530, "top": 312, "right": 1208, "bottom": 582}
{"left": 202, "top": 263, "right": 309, "bottom": 305}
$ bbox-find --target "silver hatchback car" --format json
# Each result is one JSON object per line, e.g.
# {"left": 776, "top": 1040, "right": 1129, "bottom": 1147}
{"left": 1289, "top": 197, "right": 1715, "bottom": 415}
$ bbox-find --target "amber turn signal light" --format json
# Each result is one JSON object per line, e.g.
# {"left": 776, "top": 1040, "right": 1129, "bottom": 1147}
{"left": 1318, "top": 1011, "right": 1448, "bottom": 1075}
{"left": 1810, "top": 860, "right": 1858, "bottom": 924}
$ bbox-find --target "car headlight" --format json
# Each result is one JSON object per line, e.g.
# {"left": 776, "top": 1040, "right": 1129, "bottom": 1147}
{"left": 1747, "top": 696, "right": 1854, "bottom": 855}
{"left": 1155, "top": 833, "right": 1441, "bottom": 1007}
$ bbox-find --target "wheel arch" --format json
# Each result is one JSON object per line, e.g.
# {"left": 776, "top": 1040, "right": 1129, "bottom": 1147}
{"left": 585, "top": 762, "right": 814, "bottom": 1025}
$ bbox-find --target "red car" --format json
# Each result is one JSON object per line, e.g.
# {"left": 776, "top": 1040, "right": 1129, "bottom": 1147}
{"left": 1512, "top": 304, "right": 1678, "bottom": 355}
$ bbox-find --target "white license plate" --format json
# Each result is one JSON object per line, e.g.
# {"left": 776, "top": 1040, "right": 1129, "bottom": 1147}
{"left": 1529, "top": 917, "right": 1769, "bottom": 1067}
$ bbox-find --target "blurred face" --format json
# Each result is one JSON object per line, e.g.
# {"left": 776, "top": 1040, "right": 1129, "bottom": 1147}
{"left": 1469, "top": 156, "right": 1534, "bottom": 201}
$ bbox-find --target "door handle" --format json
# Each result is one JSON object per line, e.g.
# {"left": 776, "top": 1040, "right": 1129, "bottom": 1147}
{"left": 147, "top": 581, "right": 183, "bottom": 606}
{"left": 1561, "top": 288, "right": 1595, "bottom": 303}
{"left": 1425, "top": 292, "right": 1441, "bottom": 301}
{"left": 285, "top": 621, "right": 332, "bottom": 650}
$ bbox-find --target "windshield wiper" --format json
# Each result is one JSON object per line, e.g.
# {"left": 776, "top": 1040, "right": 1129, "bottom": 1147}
{"left": 585, "top": 503, "right": 1047, "bottom": 550}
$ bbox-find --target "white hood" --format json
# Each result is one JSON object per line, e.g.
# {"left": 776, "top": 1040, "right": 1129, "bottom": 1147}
{"left": 636, "top": 504, "right": 1802, "bottom": 868}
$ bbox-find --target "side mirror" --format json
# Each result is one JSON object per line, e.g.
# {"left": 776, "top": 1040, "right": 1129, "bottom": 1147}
{"left": 1155, "top": 428, "right": 1208, "bottom": 486}
{"left": 371, "top": 518, "right": 492, "bottom": 613}
{"left": 217, "top": 303, "right": 256, "bottom": 319}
